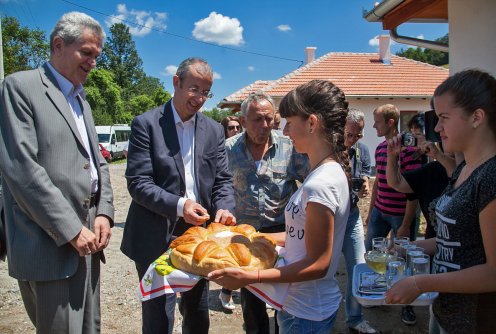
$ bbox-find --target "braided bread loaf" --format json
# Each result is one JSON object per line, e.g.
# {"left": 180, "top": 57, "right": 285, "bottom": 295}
{"left": 169, "top": 223, "right": 278, "bottom": 276}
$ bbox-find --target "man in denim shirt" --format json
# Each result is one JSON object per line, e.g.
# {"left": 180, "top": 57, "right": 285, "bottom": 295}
{"left": 343, "top": 109, "right": 377, "bottom": 333}
{"left": 225, "top": 91, "right": 308, "bottom": 334}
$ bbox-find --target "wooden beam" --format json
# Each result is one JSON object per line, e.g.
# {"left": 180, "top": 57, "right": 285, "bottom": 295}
{"left": 382, "top": 0, "right": 446, "bottom": 30}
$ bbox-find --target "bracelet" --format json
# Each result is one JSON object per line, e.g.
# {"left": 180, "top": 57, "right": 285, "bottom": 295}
{"left": 412, "top": 276, "right": 422, "bottom": 294}
{"left": 257, "top": 270, "right": 261, "bottom": 284}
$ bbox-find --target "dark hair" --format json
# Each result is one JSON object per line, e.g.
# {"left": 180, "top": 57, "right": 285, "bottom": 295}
{"left": 279, "top": 79, "right": 351, "bottom": 181}
{"left": 434, "top": 69, "right": 496, "bottom": 135}
{"left": 221, "top": 116, "right": 242, "bottom": 138}
{"left": 408, "top": 113, "right": 425, "bottom": 132}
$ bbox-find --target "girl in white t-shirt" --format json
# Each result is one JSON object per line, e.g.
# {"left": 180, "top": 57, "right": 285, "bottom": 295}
{"left": 209, "top": 80, "right": 351, "bottom": 333}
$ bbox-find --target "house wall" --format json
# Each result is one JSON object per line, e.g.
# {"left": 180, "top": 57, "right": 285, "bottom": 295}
{"left": 349, "top": 98, "right": 431, "bottom": 167}
{"left": 450, "top": 0, "right": 496, "bottom": 76}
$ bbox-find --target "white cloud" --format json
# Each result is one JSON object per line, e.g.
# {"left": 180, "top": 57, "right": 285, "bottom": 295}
{"left": 416, "top": 34, "right": 425, "bottom": 40}
{"left": 368, "top": 35, "right": 396, "bottom": 48}
{"left": 193, "top": 12, "right": 244, "bottom": 46}
{"left": 213, "top": 72, "right": 222, "bottom": 80}
{"left": 248, "top": 66, "right": 255, "bottom": 72}
{"left": 160, "top": 65, "right": 178, "bottom": 77}
{"left": 368, "top": 35, "right": 379, "bottom": 47}
{"left": 277, "top": 24, "right": 291, "bottom": 32}
{"left": 106, "top": 4, "right": 167, "bottom": 37}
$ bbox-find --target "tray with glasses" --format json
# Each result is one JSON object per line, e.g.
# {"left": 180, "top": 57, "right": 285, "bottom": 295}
{"left": 352, "top": 263, "right": 438, "bottom": 306}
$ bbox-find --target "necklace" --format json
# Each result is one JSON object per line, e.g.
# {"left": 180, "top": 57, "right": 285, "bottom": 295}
{"left": 311, "top": 153, "right": 333, "bottom": 172}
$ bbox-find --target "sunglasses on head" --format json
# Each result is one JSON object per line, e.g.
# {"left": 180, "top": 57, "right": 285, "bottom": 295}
{"left": 228, "top": 125, "right": 240, "bottom": 131}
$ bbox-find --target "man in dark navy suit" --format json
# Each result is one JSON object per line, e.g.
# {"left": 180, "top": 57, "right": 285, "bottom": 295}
{"left": 121, "top": 57, "right": 236, "bottom": 334}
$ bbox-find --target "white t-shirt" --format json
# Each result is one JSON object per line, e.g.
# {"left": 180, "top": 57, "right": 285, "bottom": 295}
{"left": 282, "top": 161, "right": 350, "bottom": 321}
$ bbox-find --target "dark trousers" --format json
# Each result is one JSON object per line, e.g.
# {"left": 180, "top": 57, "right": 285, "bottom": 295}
{"left": 241, "top": 287, "right": 270, "bottom": 334}
{"left": 178, "top": 278, "right": 210, "bottom": 334}
{"left": 136, "top": 263, "right": 176, "bottom": 334}
{"left": 240, "top": 224, "right": 282, "bottom": 334}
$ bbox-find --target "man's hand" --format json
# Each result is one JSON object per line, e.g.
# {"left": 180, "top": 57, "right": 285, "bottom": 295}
{"left": 214, "top": 209, "right": 236, "bottom": 226}
{"left": 183, "top": 199, "right": 210, "bottom": 226}
{"left": 70, "top": 226, "right": 98, "bottom": 257}
{"left": 93, "top": 215, "right": 112, "bottom": 251}
{"left": 358, "top": 178, "right": 370, "bottom": 198}
{"left": 396, "top": 224, "right": 411, "bottom": 239}
{"left": 387, "top": 134, "right": 402, "bottom": 157}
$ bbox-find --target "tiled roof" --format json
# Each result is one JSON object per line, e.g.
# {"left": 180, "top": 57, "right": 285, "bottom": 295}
{"left": 219, "top": 52, "right": 448, "bottom": 106}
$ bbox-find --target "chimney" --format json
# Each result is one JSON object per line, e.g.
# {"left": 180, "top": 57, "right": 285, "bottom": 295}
{"left": 378, "top": 35, "right": 391, "bottom": 65}
{"left": 305, "top": 47, "right": 317, "bottom": 64}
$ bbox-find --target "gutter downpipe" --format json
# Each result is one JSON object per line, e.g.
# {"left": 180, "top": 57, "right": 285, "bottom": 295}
{"left": 390, "top": 27, "right": 449, "bottom": 52}
{"left": 363, "top": 0, "right": 449, "bottom": 52}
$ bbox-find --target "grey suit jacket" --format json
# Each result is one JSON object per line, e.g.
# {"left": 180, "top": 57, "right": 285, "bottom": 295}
{"left": 0, "top": 63, "right": 114, "bottom": 281}
{"left": 121, "top": 101, "right": 235, "bottom": 267}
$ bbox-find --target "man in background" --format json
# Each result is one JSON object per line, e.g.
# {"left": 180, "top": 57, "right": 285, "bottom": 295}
{"left": 0, "top": 12, "right": 114, "bottom": 333}
{"left": 343, "top": 109, "right": 377, "bottom": 333}
{"left": 121, "top": 57, "right": 236, "bottom": 334}
{"left": 365, "top": 104, "right": 422, "bottom": 326}
{"left": 225, "top": 91, "right": 308, "bottom": 334}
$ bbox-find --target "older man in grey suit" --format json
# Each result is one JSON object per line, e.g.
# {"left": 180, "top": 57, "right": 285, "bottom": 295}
{"left": 0, "top": 12, "right": 113, "bottom": 334}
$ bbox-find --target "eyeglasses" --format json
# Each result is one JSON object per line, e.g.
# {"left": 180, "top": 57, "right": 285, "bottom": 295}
{"left": 187, "top": 86, "right": 213, "bottom": 99}
{"left": 227, "top": 125, "right": 240, "bottom": 131}
{"left": 346, "top": 133, "right": 363, "bottom": 139}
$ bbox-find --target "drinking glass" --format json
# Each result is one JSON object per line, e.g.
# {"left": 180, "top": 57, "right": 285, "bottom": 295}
{"left": 364, "top": 249, "right": 397, "bottom": 286}
{"left": 412, "top": 254, "right": 430, "bottom": 275}
{"left": 406, "top": 247, "right": 425, "bottom": 275}
{"left": 412, "top": 254, "right": 430, "bottom": 297}
{"left": 372, "top": 237, "right": 387, "bottom": 252}
{"left": 386, "top": 256, "right": 406, "bottom": 289}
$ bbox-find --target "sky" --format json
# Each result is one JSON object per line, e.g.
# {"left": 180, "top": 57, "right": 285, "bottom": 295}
{"left": 0, "top": 0, "right": 448, "bottom": 110}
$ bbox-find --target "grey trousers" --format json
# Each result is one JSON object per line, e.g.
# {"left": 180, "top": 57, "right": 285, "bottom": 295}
{"left": 18, "top": 206, "right": 101, "bottom": 334}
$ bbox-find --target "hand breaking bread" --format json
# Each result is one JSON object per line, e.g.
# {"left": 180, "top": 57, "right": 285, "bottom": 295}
{"left": 169, "top": 223, "right": 278, "bottom": 276}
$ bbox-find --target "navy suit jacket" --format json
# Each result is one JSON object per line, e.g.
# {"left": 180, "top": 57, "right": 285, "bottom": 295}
{"left": 121, "top": 101, "right": 235, "bottom": 266}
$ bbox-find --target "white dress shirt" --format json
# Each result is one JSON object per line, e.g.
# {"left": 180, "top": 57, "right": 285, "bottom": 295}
{"left": 171, "top": 102, "right": 199, "bottom": 217}
{"left": 47, "top": 62, "right": 99, "bottom": 193}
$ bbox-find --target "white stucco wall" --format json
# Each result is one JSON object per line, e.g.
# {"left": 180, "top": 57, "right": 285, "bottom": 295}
{"left": 449, "top": 0, "right": 496, "bottom": 76}
{"left": 349, "top": 98, "right": 431, "bottom": 167}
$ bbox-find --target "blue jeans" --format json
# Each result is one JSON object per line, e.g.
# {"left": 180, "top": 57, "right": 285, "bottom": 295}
{"left": 341, "top": 207, "right": 366, "bottom": 327}
{"left": 365, "top": 207, "right": 405, "bottom": 251}
{"left": 277, "top": 309, "right": 337, "bottom": 334}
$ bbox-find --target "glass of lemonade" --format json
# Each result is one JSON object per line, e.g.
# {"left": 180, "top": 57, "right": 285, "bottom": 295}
{"left": 364, "top": 250, "right": 388, "bottom": 275}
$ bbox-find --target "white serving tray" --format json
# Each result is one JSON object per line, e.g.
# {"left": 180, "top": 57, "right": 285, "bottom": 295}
{"left": 352, "top": 263, "right": 438, "bottom": 306}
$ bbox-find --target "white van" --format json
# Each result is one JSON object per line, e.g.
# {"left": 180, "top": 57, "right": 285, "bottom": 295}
{"left": 95, "top": 124, "right": 131, "bottom": 160}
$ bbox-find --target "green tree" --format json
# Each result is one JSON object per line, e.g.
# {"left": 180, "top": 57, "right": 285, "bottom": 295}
{"left": 127, "top": 94, "right": 156, "bottom": 118}
{"left": 202, "top": 108, "right": 231, "bottom": 122}
{"left": 153, "top": 87, "right": 172, "bottom": 106}
{"left": 1, "top": 16, "right": 49, "bottom": 75}
{"left": 85, "top": 69, "right": 127, "bottom": 125}
{"left": 97, "top": 23, "right": 145, "bottom": 97}
{"left": 396, "top": 34, "right": 449, "bottom": 66}
{"left": 131, "top": 75, "right": 172, "bottom": 107}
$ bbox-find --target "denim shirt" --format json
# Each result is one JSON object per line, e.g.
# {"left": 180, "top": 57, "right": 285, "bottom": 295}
{"left": 225, "top": 130, "right": 309, "bottom": 230}
{"left": 349, "top": 141, "right": 372, "bottom": 178}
